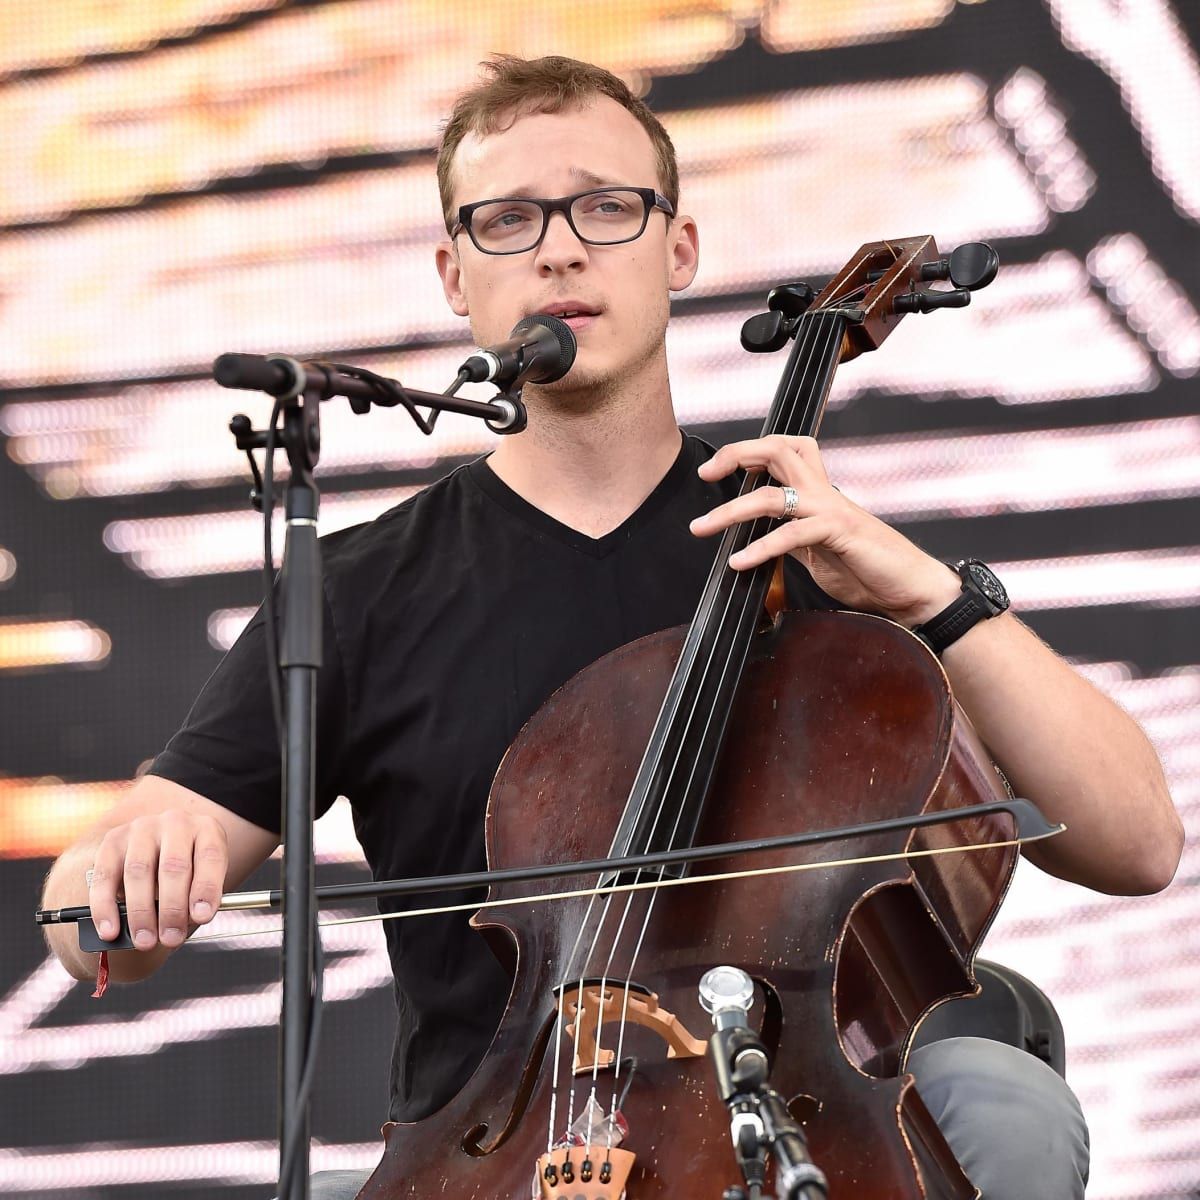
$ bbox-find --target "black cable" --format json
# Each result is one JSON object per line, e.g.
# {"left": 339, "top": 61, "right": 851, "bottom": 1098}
{"left": 274, "top": 914, "right": 325, "bottom": 1199}
{"left": 261, "top": 397, "right": 285, "bottom": 747}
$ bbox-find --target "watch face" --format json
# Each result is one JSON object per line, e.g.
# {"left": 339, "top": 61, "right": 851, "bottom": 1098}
{"left": 965, "top": 561, "right": 1009, "bottom": 608}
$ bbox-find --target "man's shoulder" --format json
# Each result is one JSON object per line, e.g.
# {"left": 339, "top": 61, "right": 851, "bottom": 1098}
{"left": 319, "top": 459, "right": 481, "bottom": 569}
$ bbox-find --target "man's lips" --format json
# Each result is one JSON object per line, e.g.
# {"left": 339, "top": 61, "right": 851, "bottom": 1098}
{"left": 533, "top": 303, "right": 602, "bottom": 333}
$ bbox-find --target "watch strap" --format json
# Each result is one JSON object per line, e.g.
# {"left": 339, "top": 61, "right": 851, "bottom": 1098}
{"left": 913, "top": 559, "right": 1009, "bottom": 655}
{"left": 913, "top": 589, "right": 993, "bottom": 655}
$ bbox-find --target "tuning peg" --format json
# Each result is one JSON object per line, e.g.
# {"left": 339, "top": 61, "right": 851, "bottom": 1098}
{"left": 921, "top": 242, "right": 999, "bottom": 291}
{"left": 892, "top": 287, "right": 972, "bottom": 314}
{"left": 740, "top": 310, "right": 790, "bottom": 352}
{"left": 767, "top": 282, "right": 815, "bottom": 317}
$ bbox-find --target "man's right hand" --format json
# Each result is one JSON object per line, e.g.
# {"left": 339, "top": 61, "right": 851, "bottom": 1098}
{"left": 89, "top": 806, "right": 230, "bottom": 950}
{"left": 42, "top": 775, "right": 280, "bottom": 982}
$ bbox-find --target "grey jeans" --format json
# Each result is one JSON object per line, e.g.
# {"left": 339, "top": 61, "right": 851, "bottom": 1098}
{"left": 296, "top": 1036, "right": 1089, "bottom": 1199}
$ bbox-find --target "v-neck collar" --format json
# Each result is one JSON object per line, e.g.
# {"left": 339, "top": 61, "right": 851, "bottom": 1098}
{"left": 467, "top": 433, "right": 693, "bottom": 559}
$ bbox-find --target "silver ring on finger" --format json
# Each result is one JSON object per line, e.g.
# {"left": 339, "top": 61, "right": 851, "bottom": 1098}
{"left": 780, "top": 485, "right": 799, "bottom": 520}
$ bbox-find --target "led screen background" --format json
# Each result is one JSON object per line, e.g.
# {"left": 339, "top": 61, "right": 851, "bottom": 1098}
{"left": 0, "top": 1, "right": 1198, "bottom": 1196}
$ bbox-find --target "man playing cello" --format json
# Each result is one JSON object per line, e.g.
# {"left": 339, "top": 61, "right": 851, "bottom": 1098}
{"left": 42, "top": 55, "right": 1182, "bottom": 1199}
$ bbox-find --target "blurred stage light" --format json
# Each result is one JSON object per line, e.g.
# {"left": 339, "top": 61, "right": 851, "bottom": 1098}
{"left": 1048, "top": 0, "right": 1200, "bottom": 223}
{"left": 103, "top": 488, "right": 422, "bottom": 577}
{"left": 1088, "top": 233, "right": 1200, "bottom": 378}
{"left": 761, "top": 0, "right": 972, "bottom": 51}
{"left": 0, "top": 2, "right": 284, "bottom": 74}
{"left": 0, "top": 619, "right": 111, "bottom": 672}
{"left": 0, "top": 75, "right": 1057, "bottom": 384}
{"left": 993, "top": 68, "right": 1096, "bottom": 213}
{"left": 997, "top": 547, "right": 1200, "bottom": 611}
{"left": 0, "top": 256, "right": 1159, "bottom": 500}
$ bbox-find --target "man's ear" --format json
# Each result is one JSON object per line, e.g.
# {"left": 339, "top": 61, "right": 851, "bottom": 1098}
{"left": 667, "top": 214, "right": 700, "bottom": 293}
{"left": 435, "top": 240, "right": 470, "bottom": 317}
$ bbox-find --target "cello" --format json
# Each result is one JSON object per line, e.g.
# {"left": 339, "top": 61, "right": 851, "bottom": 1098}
{"left": 358, "top": 235, "right": 1017, "bottom": 1199}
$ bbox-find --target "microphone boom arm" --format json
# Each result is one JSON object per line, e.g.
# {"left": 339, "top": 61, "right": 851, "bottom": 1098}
{"left": 214, "top": 352, "right": 526, "bottom": 436}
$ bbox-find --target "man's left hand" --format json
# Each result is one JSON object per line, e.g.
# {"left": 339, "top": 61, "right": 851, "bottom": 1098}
{"left": 691, "top": 435, "right": 960, "bottom": 626}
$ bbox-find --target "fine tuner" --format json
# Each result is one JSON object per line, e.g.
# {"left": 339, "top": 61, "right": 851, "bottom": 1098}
{"left": 740, "top": 240, "right": 999, "bottom": 353}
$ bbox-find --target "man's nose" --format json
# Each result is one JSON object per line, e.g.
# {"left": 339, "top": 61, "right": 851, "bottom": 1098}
{"left": 534, "top": 210, "right": 588, "bottom": 272}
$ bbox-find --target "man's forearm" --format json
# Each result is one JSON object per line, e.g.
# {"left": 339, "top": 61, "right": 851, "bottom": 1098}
{"left": 942, "top": 611, "right": 1182, "bottom": 895}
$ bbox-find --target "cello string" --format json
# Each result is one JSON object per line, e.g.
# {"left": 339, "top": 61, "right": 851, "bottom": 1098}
{"left": 596, "top": 307, "right": 838, "bottom": 1125}
{"left": 544, "top": 888, "right": 619, "bottom": 1156}
{"left": 186, "top": 829, "right": 1055, "bottom": 942}
{"left": 541, "top": 271, "right": 872, "bottom": 1145}
{"left": 596, "top": 307, "right": 842, "bottom": 1127}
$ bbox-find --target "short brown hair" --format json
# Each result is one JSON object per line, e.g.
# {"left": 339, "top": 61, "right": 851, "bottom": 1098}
{"left": 437, "top": 55, "right": 679, "bottom": 231}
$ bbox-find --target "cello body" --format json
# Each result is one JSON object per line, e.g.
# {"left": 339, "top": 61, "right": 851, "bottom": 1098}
{"left": 358, "top": 610, "right": 1017, "bottom": 1199}
{"left": 359, "top": 236, "right": 1014, "bottom": 1199}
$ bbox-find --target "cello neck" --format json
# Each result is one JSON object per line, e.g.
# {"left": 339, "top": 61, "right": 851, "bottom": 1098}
{"left": 605, "top": 308, "right": 851, "bottom": 872}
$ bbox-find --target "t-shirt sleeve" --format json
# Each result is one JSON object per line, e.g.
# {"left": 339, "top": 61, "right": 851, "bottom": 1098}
{"left": 148, "top": 590, "right": 349, "bottom": 834}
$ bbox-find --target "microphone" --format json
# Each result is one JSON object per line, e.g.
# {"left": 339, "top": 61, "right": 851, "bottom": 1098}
{"left": 458, "top": 314, "right": 576, "bottom": 389}
{"left": 699, "top": 966, "right": 828, "bottom": 1200}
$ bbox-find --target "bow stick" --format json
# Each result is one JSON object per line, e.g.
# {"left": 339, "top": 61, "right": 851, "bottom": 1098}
{"left": 36, "top": 798, "right": 1061, "bottom": 950}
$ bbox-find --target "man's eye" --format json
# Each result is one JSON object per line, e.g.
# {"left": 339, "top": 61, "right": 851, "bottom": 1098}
{"left": 486, "top": 211, "right": 530, "bottom": 231}
{"left": 581, "top": 196, "right": 632, "bottom": 215}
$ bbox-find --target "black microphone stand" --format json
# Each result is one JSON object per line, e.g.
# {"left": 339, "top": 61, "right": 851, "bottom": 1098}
{"left": 218, "top": 352, "right": 529, "bottom": 1200}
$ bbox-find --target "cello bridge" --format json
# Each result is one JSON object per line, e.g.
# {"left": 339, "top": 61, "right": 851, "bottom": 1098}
{"left": 562, "top": 982, "right": 705, "bottom": 1075}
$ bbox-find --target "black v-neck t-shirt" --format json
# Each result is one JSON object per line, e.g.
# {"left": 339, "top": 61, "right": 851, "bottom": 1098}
{"left": 151, "top": 433, "right": 833, "bottom": 1121}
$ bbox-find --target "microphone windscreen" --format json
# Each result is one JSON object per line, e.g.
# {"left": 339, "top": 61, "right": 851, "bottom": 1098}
{"left": 213, "top": 353, "right": 290, "bottom": 394}
{"left": 510, "top": 314, "right": 577, "bottom": 383}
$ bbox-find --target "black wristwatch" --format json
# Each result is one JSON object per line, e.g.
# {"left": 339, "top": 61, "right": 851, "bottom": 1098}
{"left": 913, "top": 559, "right": 1009, "bottom": 655}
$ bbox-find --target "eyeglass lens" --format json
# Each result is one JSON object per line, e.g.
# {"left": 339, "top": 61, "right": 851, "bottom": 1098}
{"left": 470, "top": 190, "right": 648, "bottom": 252}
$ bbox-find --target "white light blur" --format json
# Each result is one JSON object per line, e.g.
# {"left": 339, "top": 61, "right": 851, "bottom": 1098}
{"left": 0, "top": 254, "right": 1159, "bottom": 499}
{"left": 0, "top": 619, "right": 111, "bottom": 671}
{"left": 825, "top": 253, "right": 1156, "bottom": 406}
{"left": 761, "top": 0, "right": 960, "bottom": 51}
{"left": 676, "top": 75, "right": 1049, "bottom": 293}
{"left": 993, "top": 68, "right": 1097, "bottom": 212}
{"left": 0, "top": 0, "right": 284, "bottom": 74}
{"left": 822, "top": 416, "right": 1200, "bottom": 518}
{"left": 103, "top": 487, "right": 421, "bottom": 578}
{"left": 997, "top": 548, "right": 1200, "bottom": 611}
{"left": 206, "top": 607, "right": 256, "bottom": 652}
{"left": 1, "top": 0, "right": 750, "bottom": 223}
{"left": 0, "top": 548, "right": 14, "bottom": 585}
{"left": 114, "top": 415, "right": 1197, "bottom": 588}
{"left": 95, "top": 409, "right": 1199, "bottom": 584}
{"left": 1047, "top": 0, "right": 1200, "bottom": 223}
{"left": 0, "top": 910, "right": 389, "bottom": 1077}
{"left": 1088, "top": 233, "right": 1200, "bottom": 377}
{"left": 1, "top": 367, "right": 493, "bottom": 496}
{"left": 0, "top": 1139, "right": 380, "bottom": 1191}
{"left": 0, "top": 74, "right": 1051, "bottom": 386}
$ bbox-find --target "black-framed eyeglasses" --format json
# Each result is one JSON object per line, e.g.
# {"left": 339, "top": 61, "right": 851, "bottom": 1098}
{"left": 450, "top": 187, "right": 675, "bottom": 255}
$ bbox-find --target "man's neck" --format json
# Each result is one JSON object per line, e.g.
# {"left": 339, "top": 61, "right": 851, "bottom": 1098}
{"left": 485, "top": 361, "right": 683, "bottom": 539}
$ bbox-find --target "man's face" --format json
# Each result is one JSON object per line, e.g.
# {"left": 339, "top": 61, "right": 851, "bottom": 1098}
{"left": 435, "top": 97, "right": 699, "bottom": 395}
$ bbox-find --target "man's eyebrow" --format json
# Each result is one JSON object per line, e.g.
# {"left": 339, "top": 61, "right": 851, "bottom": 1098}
{"left": 498, "top": 168, "right": 624, "bottom": 197}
